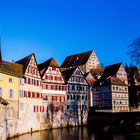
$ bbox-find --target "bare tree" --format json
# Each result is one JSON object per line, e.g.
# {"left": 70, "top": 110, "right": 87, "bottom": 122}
{"left": 128, "top": 38, "right": 140, "bottom": 66}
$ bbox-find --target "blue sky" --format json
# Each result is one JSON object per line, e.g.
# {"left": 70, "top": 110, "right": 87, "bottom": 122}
{"left": 0, "top": 0, "right": 140, "bottom": 66}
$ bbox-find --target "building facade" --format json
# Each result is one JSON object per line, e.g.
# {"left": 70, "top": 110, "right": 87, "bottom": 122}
{"left": 61, "top": 50, "right": 101, "bottom": 74}
{"left": 39, "top": 58, "right": 67, "bottom": 127}
{"left": 92, "top": 63, "right": 129, "bottom": 112}
{"left": 62, "top": 67, "right": 90, "bottom": 114}
{"left": 0, "top": 61, "right": 23, "bottom": 137}
{"left": 16, "top": 53, "right": 43, "bottom": 133}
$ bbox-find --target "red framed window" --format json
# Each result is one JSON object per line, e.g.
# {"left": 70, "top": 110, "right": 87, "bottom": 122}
{"left": 45, "top": 75, "right": 48, "bottom": 79}
{"left": 60, "top": 96, "right": 62, "bottom": 102}
{"left": 24, "top": 91, "right": 27, "bottom": 97}
{"left": 51, "top": 76, "right": 53, "bottom": 80}
{"left": 52, "top": 96, "right": 54, "bottom": 101}
{"left": 36, "top": 93, "right": 40, "bottom": 98}
{"left": 56, "top": 107, "right": 58, "bottom": 112}
{"left": 34, "top": 106, "right": 38, "bottom": 112}
{"left": 28, "top": 91, "right": 31, "bottom": 97}
{"left": 28, "top": 78, "right": 30, "bottom": 84}
{"left": 64, "top": 97, "right": 66, "bottom": 102}
{"left": 32, "top": 92, "right": 35, "bottom": 98}
{"left": 46, "top": 84, "right": 48, "bottom": 89}
{"left": 24, "top": 78, "right": 26, "bottom": 83}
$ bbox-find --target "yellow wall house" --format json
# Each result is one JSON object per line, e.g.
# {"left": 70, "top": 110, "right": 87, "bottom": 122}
{"left": 0, "top": 61, "right": 23, "bottom": 138}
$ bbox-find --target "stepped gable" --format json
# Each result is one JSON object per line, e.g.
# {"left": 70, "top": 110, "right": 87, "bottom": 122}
{"left": 61, "top": 50, "right": 93, "bottom": 68}
{"left": 100, "top": 63, "right": 122, "bottom": 79}
{"left": 61, "top": 67, "right": 77, "bottom": 83}
{"left": 38, "top": 58, "right": 59, "bottom": 77}
{"left": 16, "top": 53, "right": 34, "bottom": 74}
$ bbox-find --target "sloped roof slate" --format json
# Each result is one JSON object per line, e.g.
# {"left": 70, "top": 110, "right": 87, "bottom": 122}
{"left": 61, "top": 50, "right": 93, "bottom": 68}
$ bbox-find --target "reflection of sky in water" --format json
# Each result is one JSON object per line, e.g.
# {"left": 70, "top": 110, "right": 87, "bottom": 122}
{"left": 9, "top": 127, "right": 140, "bottom": 140}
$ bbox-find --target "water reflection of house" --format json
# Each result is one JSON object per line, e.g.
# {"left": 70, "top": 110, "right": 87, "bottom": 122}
{"left": 93, "top": 63, "right": 129, "bottom": 112}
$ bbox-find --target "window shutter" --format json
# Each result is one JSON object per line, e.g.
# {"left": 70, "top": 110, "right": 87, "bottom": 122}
{"left": 34, "top": 106, "right": 36, "bottom": 112}
{"left": 46, "top": 84, "right": 48, "bottom": 89}
{"left": 55, "top": 76, "right": 57, "bottom": 80}
{"left": 24, "top": 91, "right": 26, "bottom": 97}
{"left": 51, "top": 76, "right": 53, "bottom": 80}
{"left": 60, "top": 96, "right": 62, "bottom": 102}
{"left": 32, "top": 92, "right": 35, "bottom": 98}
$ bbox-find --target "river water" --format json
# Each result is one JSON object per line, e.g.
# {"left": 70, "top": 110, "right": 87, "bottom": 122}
{"left": 9, "top": 127, "right": 140, "bottom": 140}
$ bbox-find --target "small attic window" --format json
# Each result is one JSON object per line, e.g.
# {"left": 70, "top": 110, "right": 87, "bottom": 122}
{"left": 76, "top": 56, "right": 79, "bottom": 60}
{"left": 9, "top": 78, "right": 13, "bottom": 83}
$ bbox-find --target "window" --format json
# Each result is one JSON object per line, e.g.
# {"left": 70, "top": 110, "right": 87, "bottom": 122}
{"left": 9, "top": 78, "right": 13, "bottom": 83}
{"left": 52, "top": 67, "right": 56, "bottom": 71}
{"left": 20, "top": 90, "right": 24, "bottom": 97}
{"left": 20, "top": 103, "right": 25, "bottom": 111}
{"left": 26, "top": 77, "right": 28, "bottom": 84}
{"left": 7, "top": 109, "right": 14, "bottom": 119}
{"left": 40, "top": 106, "right": 44, "bottom": 112}
{"left": 8, "top": 89, "right": 14, "bottom": 98}
{"left": 33, "top": 106, "right": 38, "bottom": 112}
{"left": 20, "top": 78, "right": 24, "bottom": 85}
{"left": 28, "top": 78, "right": 30, "bottom": 84}
{"left": 0, "top": 87, "right": 3, "bottom": 97}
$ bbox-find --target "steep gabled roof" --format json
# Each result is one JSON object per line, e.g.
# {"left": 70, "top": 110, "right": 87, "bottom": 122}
{"left": 61, "top": 67, "right": 77, "bottom": 83}
{"left": 100, "top": 63, "right": 122, "bottom": 79}
{"left": 61, "top": 50, "right": 93, "bottom": 68}
{"left": 38, "top": 58, "right": 59, "bottom": 77}
{"left": 16, "top": 53, "right": 34, "bottom": 74}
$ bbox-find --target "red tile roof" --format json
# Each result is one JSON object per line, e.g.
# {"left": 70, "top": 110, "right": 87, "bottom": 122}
{"left": 61, "top": 50, "right": 93, "bottom": 68}
{"left": 38, "top": 58, "right": 59, "bottom": 78}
